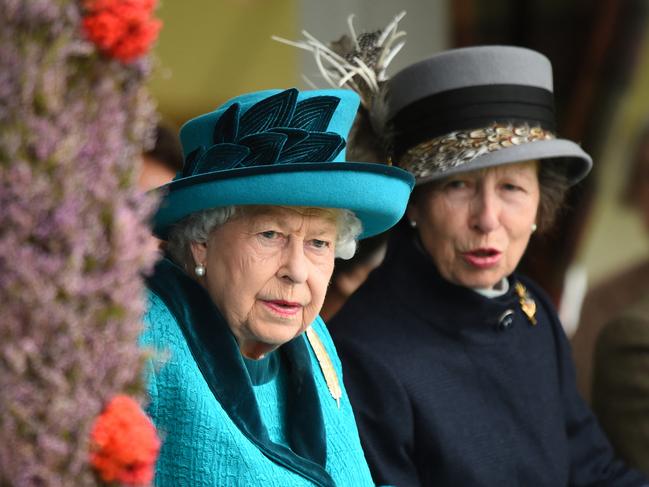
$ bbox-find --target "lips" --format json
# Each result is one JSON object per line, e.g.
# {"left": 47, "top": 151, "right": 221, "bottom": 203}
{"left": 462, "top": 248, "right": 502, "bottom": 269}
{"left": 261, "top": 299, "right": 303, "bottom": 317}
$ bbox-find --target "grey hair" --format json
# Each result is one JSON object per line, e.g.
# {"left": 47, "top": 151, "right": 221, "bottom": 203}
{"left": 166, "top": 206, "right": 237, "bottom": 268}
{"left": 536, "top": 160, "right": 571, "bottom": 233}
{"left": 335, "top": 209, "right": 363, "bottom": 259}
{"left": 166, "top": 205, "right": 363, "bottom": 267}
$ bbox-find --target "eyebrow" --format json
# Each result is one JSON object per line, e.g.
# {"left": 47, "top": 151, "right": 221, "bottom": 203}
{"left": 248, "top": 213, "right": 337, "bottom": 234}
{"left": 308, "top": 226, "right": 337, "bottom": 237}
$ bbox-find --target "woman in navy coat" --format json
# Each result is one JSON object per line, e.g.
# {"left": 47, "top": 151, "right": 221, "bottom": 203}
{"left": 329, "top": 46, "right": 649, "bottom": 487}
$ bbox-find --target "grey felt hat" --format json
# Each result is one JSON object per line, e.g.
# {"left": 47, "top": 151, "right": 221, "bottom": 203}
{"left": 386, "top": 45, "right": 592, "bottom": 185}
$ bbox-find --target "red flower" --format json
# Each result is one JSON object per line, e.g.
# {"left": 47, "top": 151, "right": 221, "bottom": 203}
{"left": 83, "top": 0, "right": 162, "bottom": 63}
{"left": 84, "top": 0, "right": 157, "bottom": 11}
{"left": 89, "top": 395, "right": 161, "bottom": 485}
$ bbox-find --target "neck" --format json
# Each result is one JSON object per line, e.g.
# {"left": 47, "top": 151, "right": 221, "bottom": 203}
{"left": 472, "top": 277, "right": 510, "bottom": 298}
{"left": 240, "top": 340, "right": 278, "bottom": 360}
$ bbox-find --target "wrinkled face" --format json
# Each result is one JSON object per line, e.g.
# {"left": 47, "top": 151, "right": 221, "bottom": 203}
{"left": 190, "top": 206, "right": 338, "bottom": 359}
{"left": 407, "top": 161, "right": 540, "bottom": 289}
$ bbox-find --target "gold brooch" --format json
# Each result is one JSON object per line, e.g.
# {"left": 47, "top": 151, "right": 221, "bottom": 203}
{"left": 514, "top": 282, "right": 537, "bottom": 325}
{"left": 306, "top": 326, "right": 342, "bottom": 408}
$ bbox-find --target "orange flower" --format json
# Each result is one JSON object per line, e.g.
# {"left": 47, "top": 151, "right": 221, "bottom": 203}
{"left": 90, "top": 395, "right": 161, "bottom": 485}
{"left": 83, "top": 0, "right": 162, "bottom": 63}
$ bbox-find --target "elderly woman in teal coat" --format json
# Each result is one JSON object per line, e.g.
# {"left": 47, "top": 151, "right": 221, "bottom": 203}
{"left": 140, "top": 88, "right": 414, "bottom": 486}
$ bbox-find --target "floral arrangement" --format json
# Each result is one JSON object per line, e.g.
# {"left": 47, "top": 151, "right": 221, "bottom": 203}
{"left": 0, "top": 0, "right": 162, "bottom": 485}
{"left": 90, "top": 396, "right": 160, "bottom": 485}
{"left": 83, "top": 0, "right": 162, "bottom": 63}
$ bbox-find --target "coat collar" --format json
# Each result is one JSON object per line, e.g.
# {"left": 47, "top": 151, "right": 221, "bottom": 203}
{"left": 378, "top": 228, "right": 523, "bottom": 344}
{"left": 146, "top": 257, "right": 334, "bottom": 487}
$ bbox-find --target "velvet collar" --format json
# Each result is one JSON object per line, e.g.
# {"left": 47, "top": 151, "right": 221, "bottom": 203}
{"left": 146, "top": 257, "right": 334, "bottom": 487}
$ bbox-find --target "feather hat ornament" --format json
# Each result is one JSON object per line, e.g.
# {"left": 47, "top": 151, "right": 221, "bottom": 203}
{"left": 276, "top": 21, "right": 592, "bottom": 187}
{"left": 272, "top": 12, "right": 407, "bottom": 163}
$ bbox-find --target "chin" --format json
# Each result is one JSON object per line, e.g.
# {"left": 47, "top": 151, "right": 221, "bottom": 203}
{"left": 456, "top": 270, "right": 505, "bottom": 289}
{"left": 253, "top": 323, "right": 305, "bottom": 347}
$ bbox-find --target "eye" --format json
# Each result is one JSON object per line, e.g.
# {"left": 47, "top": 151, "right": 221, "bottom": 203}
{"left": 502, "top": 182, "right": 524, "bottom": 192}
{"left": 259, "top": 230, "right": 281, "bottom": 240}
{"left": 445, "top": 179, "right": 467, "bottom": 189}
{"left": 309, "top": 239, "right": 331, "bottom": 249}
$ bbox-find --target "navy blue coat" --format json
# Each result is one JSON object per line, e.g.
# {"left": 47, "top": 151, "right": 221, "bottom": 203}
{"left": 329, "top": 230, "right": 648, "bottom": 487}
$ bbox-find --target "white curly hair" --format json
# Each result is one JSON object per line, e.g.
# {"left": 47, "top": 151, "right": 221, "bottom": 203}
{"left": 166, "top": 205, "right": 363, "bottom": 268}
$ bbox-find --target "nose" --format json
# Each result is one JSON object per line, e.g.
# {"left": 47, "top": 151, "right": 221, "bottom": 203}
{"left": 278, "top": 238, "right": 308, "bottom": 284}
{"left": 470, "top": 185, "right": 501, "bottom": 234}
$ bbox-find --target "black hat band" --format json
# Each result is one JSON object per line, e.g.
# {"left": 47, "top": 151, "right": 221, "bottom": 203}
{"left": 391, "top": 84, "right": 556, "bottom": 161}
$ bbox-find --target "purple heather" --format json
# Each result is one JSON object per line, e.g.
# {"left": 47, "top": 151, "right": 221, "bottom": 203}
{"left": 0, "top": 0, "right": 160, "bottom": 485}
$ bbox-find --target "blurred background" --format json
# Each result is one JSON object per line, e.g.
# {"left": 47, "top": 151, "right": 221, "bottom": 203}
{"left": 147, "top": 0, "right": 649, "bottom": 340}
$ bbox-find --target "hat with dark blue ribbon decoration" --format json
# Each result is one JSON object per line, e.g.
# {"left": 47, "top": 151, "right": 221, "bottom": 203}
{"left": 152, "top": 88, "right": 414, "bottom": 239}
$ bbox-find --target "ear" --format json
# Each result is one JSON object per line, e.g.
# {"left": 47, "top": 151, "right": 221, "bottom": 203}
{"left": 406, "top": 201, "right": 419, "bottom": 223}
{"left": 189, "top": 240, "right": 208, "bottom": 266}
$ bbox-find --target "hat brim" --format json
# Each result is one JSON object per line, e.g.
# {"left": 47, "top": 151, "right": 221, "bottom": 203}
{"left": 152, "top": 162, "right": 415, "bottom": 240}
{"left": 414, "top": 138, "right": 592, "bottom": 186}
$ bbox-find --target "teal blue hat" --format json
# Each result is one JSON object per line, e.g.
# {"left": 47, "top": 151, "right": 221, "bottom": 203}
{"left": 152, "top": 88, "right": 414, "bottom": 239}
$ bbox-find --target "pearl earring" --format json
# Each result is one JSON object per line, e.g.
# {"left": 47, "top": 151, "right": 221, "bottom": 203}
{"left": 409, "top": 220, "right": 417, "bottom": 228}
{"left": 195, "top": 264, "right": 206, "bottom": 277}
{"left": 531, "top": 223, "right": 538, "bottom": 233}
